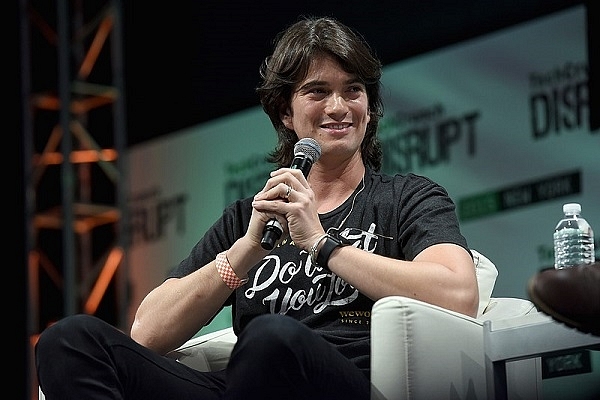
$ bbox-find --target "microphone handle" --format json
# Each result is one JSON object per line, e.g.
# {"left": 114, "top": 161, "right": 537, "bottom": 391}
{"left": 291, "top": 155, "right": 312, "bottom": 177}
{"left": 260, "top": 155, "right": 312, "bottom": 250}
{"left": 260, "top": 220, "right": 284, "bottom": 250}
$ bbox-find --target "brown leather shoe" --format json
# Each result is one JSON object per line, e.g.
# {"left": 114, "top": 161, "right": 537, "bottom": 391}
{"left": 527, "top": 263, "right": 600, "bottom": 336}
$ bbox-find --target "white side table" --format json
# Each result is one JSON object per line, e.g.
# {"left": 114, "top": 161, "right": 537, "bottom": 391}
{"left": 484, "top": 312, "right": 600, "bottom": 400}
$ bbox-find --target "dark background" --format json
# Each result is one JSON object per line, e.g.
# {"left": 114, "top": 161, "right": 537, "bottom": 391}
{"left": 122, "top": 0, "right": 586, "bottom": 146}
{"left": 19, "top": 0, "right": 594, "bottom": 398}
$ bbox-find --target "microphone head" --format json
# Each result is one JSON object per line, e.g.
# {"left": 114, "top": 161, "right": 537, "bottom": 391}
{"left": 294, "top": 138, "right": 321, "bottom": 163}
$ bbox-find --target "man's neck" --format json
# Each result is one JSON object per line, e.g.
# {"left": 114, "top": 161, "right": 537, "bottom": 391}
{"left": 310, "top": 160, "right": 366, "bottom": 214}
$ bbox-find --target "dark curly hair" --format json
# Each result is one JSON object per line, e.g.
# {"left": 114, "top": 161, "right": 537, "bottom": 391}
{"left": 256, "top": 16, "right": 384, "bottom": 171}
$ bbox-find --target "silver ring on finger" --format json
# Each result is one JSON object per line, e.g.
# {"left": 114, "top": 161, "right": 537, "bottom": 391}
{"left": 284, "top": 184, "right": 292, "bottom": 199}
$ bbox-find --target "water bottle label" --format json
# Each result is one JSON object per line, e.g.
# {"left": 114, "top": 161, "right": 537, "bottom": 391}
{"left": 553, "top": 228, "right": 595, "bottom": 269}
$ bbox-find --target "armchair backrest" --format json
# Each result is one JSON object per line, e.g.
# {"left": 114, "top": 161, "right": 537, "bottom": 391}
{"left": 470, "top": 249, "right": 499, "bottom": 317}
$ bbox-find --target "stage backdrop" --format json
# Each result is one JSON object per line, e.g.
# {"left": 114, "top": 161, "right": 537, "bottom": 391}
{"left": 128, "top": 4, "right": 596, "bottom": 325}
{"left": 127, "top": 7, "right": 598, "bottom": 394}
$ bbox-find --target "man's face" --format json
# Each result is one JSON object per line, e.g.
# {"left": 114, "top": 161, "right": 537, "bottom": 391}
{"left": 281, "top": 54, "right": 370, "bottom": 163}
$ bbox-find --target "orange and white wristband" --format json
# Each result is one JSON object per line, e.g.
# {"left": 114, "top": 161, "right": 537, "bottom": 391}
{"left": 215, "top": 251, "right": 249, "bottom": 290}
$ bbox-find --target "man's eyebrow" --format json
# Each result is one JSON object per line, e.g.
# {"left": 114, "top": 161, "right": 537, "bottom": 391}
{"left": 297, "top": 80, "right": 326, "bottom": 91}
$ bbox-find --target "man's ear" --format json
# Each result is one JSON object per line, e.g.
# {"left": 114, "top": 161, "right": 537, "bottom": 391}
{"left": 281, "top": 107, "right": 293, "bottom": 130}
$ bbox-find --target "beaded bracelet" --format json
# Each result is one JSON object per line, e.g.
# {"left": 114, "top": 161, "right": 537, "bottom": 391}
{"left": 215, "top": 251, "right": 249, "bottom": 290}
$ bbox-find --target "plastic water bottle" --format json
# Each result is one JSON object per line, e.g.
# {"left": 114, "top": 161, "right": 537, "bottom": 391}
{"left": 553, "top": 203, "right": 595, "bottom": 269}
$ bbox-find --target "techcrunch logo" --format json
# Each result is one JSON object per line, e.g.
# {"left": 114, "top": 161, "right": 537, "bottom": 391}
{"left": 458, "top": 170, "right": 581, "bottom": 221}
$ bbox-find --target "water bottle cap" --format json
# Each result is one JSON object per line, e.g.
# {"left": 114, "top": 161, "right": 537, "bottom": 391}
{"left": 563, "top": 203, "right": 581, "bottom": 214}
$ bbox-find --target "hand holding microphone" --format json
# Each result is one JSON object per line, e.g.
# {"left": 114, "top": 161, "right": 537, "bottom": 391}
{"left": 260, "top": 138, "right": 321, "bottom": 250}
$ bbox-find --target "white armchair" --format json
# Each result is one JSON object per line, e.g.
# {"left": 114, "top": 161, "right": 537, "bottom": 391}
{"left": 39, "top": 250, "right": 539, "bottom": 399}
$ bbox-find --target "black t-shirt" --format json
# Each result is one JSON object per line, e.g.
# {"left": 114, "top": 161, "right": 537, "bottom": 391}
{"left": 168, "top": 167, "right": 469, "bottom": 373}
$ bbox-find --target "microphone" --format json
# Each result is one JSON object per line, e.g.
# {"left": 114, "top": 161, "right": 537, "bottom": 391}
{"left": 260, "top": 138, "right": 321, "bottom": 250}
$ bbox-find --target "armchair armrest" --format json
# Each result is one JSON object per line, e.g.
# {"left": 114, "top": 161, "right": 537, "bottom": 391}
{"left": 480, "top": 297, "right": 537, "bottom": 321}
{"left": 370, "top": 295, "right": 538, "bottom": 400}
{"left": 166, "top": 327, "right": 236, "bottom": 372}
{"left": 370, "top": 296, "right": 487, "bottom": 400}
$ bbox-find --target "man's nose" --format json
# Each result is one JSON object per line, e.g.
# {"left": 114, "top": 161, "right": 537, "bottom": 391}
{"left": 325, "top": 93, "right": 349, "bottom": 114}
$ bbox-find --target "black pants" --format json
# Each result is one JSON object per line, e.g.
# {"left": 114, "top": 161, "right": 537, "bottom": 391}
{"left": 35, "top": 313, "right": 370, "bottom": 400}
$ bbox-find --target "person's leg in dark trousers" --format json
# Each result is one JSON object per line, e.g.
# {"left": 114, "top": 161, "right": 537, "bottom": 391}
{"left": 35, "top": 314, "right": 226, "bottom": 400}
{"left": 224, "top": 314, "right": 370, "bottom": 400}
